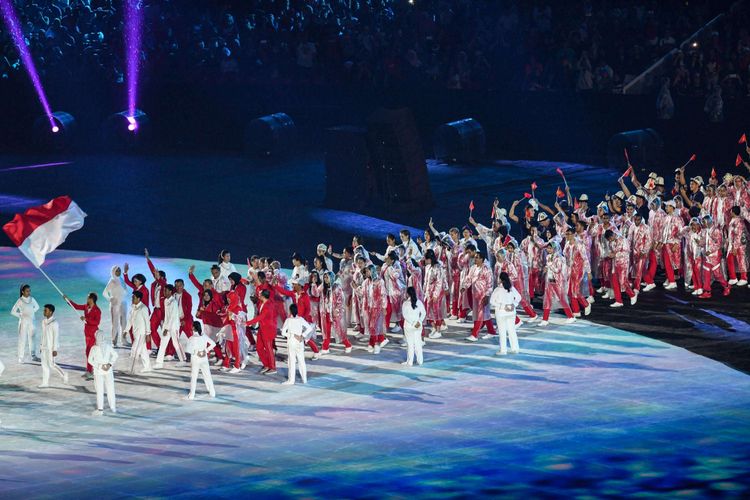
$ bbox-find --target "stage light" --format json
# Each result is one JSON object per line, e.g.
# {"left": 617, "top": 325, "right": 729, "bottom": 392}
{"left": 102, "top": 110, "right": 149, "bottom": 151}
{"left": 33, "top": 112, "right": 76, "bottom": 151}
{"left": 51, "top": 126, "right": 59, "bottom": 133}
{"left": 0, "top": 0, "right": 56, "bottom": 130}
{"left": 125, "top": 0, "right": 143, "bottom": 119}
{"left": 126, "top": 116, "right": 137, "bottom": 132}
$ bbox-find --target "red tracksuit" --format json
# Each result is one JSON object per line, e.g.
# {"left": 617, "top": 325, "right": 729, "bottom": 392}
{"left": 247, "top": 300, "right": 277, "bottom": 370}
{"left": 275, "top": 286, "right": 320, "bottom": 353}
{"left": 70, "top": 301, "right": 101, "bottom": 373}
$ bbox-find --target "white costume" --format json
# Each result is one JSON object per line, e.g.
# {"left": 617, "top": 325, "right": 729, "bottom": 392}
{"left": 401, "top": 299, "right": 426, "bottom": 366}
{"left": 219, "top": 261, "right": 237, "bottom": 280}
{"left": 87, "top": 332, "right": 118, "bottom": 413}
{"left": 125, "top": 302, "right": 152, "bottom": 373}
{"left": 212, "top": 274, "right": 232, "bottom": 293}
{"left": 185, "top": 333, "right": 216, "bottom": 398}
{"left": 39, "top": 315, "right": 67, "bottom": 387}
{"left": 490, "top": 285, "right": 522, "bottom": 355}
{"left": 102, "top": 265, "right": 128, "bottom": 345}
{"left": 10, "top": 295, "right": 39, "bottom": 361}
{"left": 281, "top": 316, "right": 314, "bottom": 384}
{"left": 155, "top": 296, "right": 186, "bottom": 366}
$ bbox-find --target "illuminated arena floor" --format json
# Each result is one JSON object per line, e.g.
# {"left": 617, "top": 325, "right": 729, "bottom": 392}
{"left": 1, "top": 248, "right": 749, "bottom": 497}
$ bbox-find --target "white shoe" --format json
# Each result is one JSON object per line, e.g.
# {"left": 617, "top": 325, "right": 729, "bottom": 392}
{"left": 37, "top": 384, "right": 49, "bottom": 389}
{"left": 526, "top": 315, "right": 538, "bottom": 323}
{"left": 610, "top": 302, "right": 624, "bottom": 308}
{"left": 345, "top": 346, "right": 352, "bottom": 353}
{"left": 153, "top": 363, "right": 164, "bottom": 369}
{"left": 728, "top": 278, "right": 738, "bottom": 285}
{"left": 495, "top": 350, "right": 507, "bottom": 356}
{"left": 373, "top": 345, "right": 381, "bottom": 354}
{"left": 596, "top": 286, "right": 606, "bottom": 294}
{"left": 630, "top": 291, "right": 638, "bottom": 305}
{"left": 481, "top": 333, "right": 495, "bottom": 340}
{"left": 389, "top": 326, "right": 402, "bottom": 333}
{"left": 643, "top": 283, "right": 656, "bottom": 292}
{"left": 141, "top": 368, "right": 152, "bottom": 373}
{"left": 380, "top": 338, "right": 389, "bottom": 348}
{"left": 601, "top": 292, "right": 611, "bottom": 299}
{"left": 401, "top": 361, "right": 413, "bottom": 366}
{"left": 565, "top": 317, "right": 576, "bottom": 324}
{"left": 691, "top": 289, "right": 703, "bottom": 296}
{"left": 737, "top": 279, "right": 748, "bottom": 286}
{"left": 429, "top": 331, "right": 442, "bottom": 339}
{"left": 219, "top": 366, "right": 228, "bottom": 372}
{"left": 573, "top": 312, "right": 581, "bottom": 318}
{"left": 367, "top": 345, "right": 374, "bottom": 353}
{"left": 320, "top": 349, "right": 330, "bottom": 354}
{"left": 458, "top": 317, "right": 468, "bottom": 323}
{"left": 399, "top": 339, "right": 407, "bottom": 346}
{"left": 312, "top": 353, "right": 321, "bottom": 360}
{"left": 465, "top": 335, "right": 478, "bottom": 342}
{"left": 184, "top": 394, "right": 195, "bottom": 401}
{"left": 587, "top": 296, "right": 595, "bottom": 304}
{"left": 213, "top": 358, "right": 224, "bottom": 366}
{"left": 539, "top": 320, "right": 549, "bottom": 326}
{"left": 91, "top": 409, "right": 104, "bottom": 417}
{"left": 229, "top": 367, "right": 241, "bottom": 374}
{"left": 686, "top": 284, "right": 694, "bottom": 290}
{"left": 448, "top": 315, "right": 458, "bottom": 320}
{"left": 584, "top": 304, "right": 592, "bottom": 316}
{"left": 164, "top": 355, "right": 175, "bottom": 361}
{"left": 439, "top": 323, "right": 448, "bottom": 331}
{"left": 664, "top": 282, "right": 677, "bottom": 290}
{"left": 281, "top": 380, "right": 294, "bottom": 385}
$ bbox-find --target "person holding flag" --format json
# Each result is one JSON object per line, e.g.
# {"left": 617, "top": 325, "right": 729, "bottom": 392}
{"left": 64, "top": 292, "right": 102, "bottom": 380}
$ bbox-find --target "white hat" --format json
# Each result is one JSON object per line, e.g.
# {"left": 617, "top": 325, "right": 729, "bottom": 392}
{"left": 665, "top": 200, "right": 676, "bottom": 208}
{"left": 529, "top": 199, "right": 539, "bottom": 210}
{"left": 537, "top": 213, "right": 548, "bottom": 222}
{"left": 656, "top": 177, "right": 665, "bottom": 186}
{"left": 648, "top": 172, "right": 658, "bottom": 179}
{"left": 636, "top": 189, "right": 647, "bottom": 198}
{"left": 290, "top": 278, "right": 300, "bottom": 286}
{"left": 317, "top": 243, "right": 327, "bottom": 252}
{"left": 627, "top": 195, "right": 637, "bottom": 205}
{"left": 615, "top": 190, "right": 625, "bottom": 199}
{"left": 579, "top": 193, "right": 589, "bottom": 201}
{"left": 691, "top": 176, "right": 704, "bottom": 185}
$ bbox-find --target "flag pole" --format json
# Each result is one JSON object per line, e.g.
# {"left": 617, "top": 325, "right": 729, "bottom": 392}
{"left": 35, "top": 265, "right": 76, "bottom": 310}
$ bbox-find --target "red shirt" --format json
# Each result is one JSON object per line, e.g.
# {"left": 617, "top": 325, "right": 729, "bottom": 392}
{"left": 246, "top": 300, "right": 276, "bottom": 338}
{"left": 124, "top": 273, "right": 150, "bottom": 311}
{"left": 275, "top": 286, "right": 311, "bottom": 322}
{"left": 70, "top": 300, "right": 101, "bottom": 336}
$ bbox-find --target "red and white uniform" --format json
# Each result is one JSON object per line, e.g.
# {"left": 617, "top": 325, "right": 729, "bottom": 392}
{"left": 362, "top": 277, "right": 387, "bottom": 347}
{"left": 462, "top": 262, "right": 496, "bottom": 338}
{"left": 629, "top": 221, "right": 652, "bottom": 290}
{"left": 564, "top": 236, "right": 590, "bottom": 313}
{"left": 542, "top": 251, "right": 573, "bottom": 321}
{"left": 381, "top": 261, "right": 406, "bottom": 325}
{"left": 423, "top": 262, "right": 447, "bottom": 323}
{"left": 608, "top": 233, "right": 635, "bottom": 303}
{"left": 727, "top": 216, "right": 748, "bottom": 279}
{"left": 661, "top": 212, "right": 684, "bottom": 278}
{"left": 702, "top": 224, "right": 729, "bottom": 292}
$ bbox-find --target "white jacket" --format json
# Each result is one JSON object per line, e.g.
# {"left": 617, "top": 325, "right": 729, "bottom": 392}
{"left": 40, "top": 316, "right": 59, "bottom": 351}
{"left": 125, "top": 302, "right": 151, "bottom": 337}
{"left": 281, "top": 317, "right": 315, "bottom": 344}
{"left": 401, "top": 300, "right": 426, "bottom": 332}
{"left": 162, "top": 296, "right": 181, "bottom": 333}
{"left": 102, "top": 265, "right": 126, "bottom": 304}
{"left": 88, "top": 343, "right": 119, "bottom": 375}
{"left": 186, "top": 334, "right": 216, "bottom": 358}
{"left": 490, "top": 286, "right": 522, "bottom": 317}
{"left": 11, "top": 296, "right": 39, "bottom": 321}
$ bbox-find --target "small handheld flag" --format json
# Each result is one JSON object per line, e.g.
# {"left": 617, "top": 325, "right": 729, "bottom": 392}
{"left": 469, "top": 200, "right": 475, "bottom": 213}
{"left": 739, "top": 133, "right": 747, "bottom": 144}
{"left": 556, "top": 186, "right": 565, "bottom": 199}
{"left": 711, "top": 167, "right": 717, "bottom": 178}
{"left": 736, "top": 154, "right": 743, "bottom": 167}
{"left": 574, "top": 197, "right": 580, "bottom": 210}
{"left": 523, "top": 192, "right": 532, "bottom": 199}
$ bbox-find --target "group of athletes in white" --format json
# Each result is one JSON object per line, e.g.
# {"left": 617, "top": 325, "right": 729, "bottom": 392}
{"left": 4, "top": 159, "right": 750, "bottom": 416}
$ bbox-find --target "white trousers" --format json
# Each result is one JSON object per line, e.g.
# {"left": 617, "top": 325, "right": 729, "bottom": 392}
{"left": 17, "top": 319, "right": 35, "bottom": 360}
{"left": 110, "top": 301, "right": 127, "bottom": 345}
{"left": 495, "top": 314, "right": 519, "bottom": 354}
{"left": 287, "top": 342, "right": 307, "bottom": 383}
{"left": 94, "top": 371, "right": 116, "bottom": 411}
{"left": 404, "top": 327, "right": 423, "bottom": 365}
{"left": 40, "top": 347, "right": 66, "bottom": 385}
{"left": 130, "top": 334, "right": 151, "bottom": 372}
{"left": 155, "top": 330, "right": 186, "bottom": 365}
{"left": 0, "top": 358, "right": 5, "bottom": 377}
{"left": 189, "top": 357, "right": 215, "bottom": 397}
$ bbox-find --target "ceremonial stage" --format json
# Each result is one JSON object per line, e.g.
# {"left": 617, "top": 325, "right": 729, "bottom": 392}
{"left": 1, "top": 247, "right": 750, "bottom": 498}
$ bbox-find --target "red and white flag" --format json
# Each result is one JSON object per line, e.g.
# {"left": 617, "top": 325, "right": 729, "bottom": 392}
{"left": 2, "top": 196, "right": 86, "bottom": 267}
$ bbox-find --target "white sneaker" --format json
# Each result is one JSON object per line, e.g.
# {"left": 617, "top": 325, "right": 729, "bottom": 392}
{"left": 312, "top": 353, "right": 321, "bottom": 360}
{"left": 429, "top": 331, "right": 442, "bottom": 339}
{"left": 584, "top": 304, "right": 592, "bottom": 316}
{"left": 587, "top": 296, "right": 595, "bottom": 304}
{"left": 389, "top": 326, "right": 402, "bottom": 333}
{"left": 228, "top": 367, "right": 240, "bottom": 374}
{"left": 495, "top": 350, "right": 507, "bottom": 356}
{"left": 439, "top": 323, "right": 448, "bottom": 331}
{"left": 737, "top": 279, "right": 748, "bottom": 286}
{"left": 448, "top": 315, "right": 458, "bottom": 320}
{"left": 573, "top": 312, "right": 581, "bottom": 318}
{"left": 686, "top": 284, "right": 694, "bottom": 290}
{"left": 401, "top": 361, "right": 413, "bottom": 366}
{"left": 601, "top": 292, "right": 611, "bottom": 299}
{"left": 664, "top": 282, "right": 677, "bottom": 290}
{"left": 213, "top": 358, "right": 224, "bottom": 366}
{"left": 630, "top": 291, "right": 638, "bottom": 305}
{"left": 691, "top": 289, "right": 703, "bottom": 296}
{"left": 399, "top": 339, "right": 407, "bottom": 346}
{"left": 91, "top": 409, "right": 104, "bottom": 417}
{"left": 380, "top": 338, "right": 389, "bottom": 348}
{"left": 539, "top": 320, "right": 549, "bottom": 326}
{"left": 320, "top": 349, "right": 330, "bottom": 355}
{"left": 510, "top": 349, "right": 520, "bottom": 354}
{"left": 164, "top": 355, "right": 175, "bottom": 361}
{"left": 643, "top": 283, "right": 656, "bottom": 292}
{"left": 565, "top": 317, "right": 576, "bottom": 324}
{"left": 596, "top": 286, "right": 605, "bottom": 294}
{"left": 37, "top": 384, "right": 49, "bottom": 389}
{"left": 184, "top": 394, "right": 195, "bottom": 401}
{"left": 281, "top": 380, "right": 294, "bottom": 385}
{"left": 345, "top": 346, "right": 352, "bottom": 353}
{"left": 458, "top": 318, "right": 468, "bottom": 323}
{"left": 481, "top": 333, "right": 495, "bottom": 340}
{"left": 728, "top": 278, "right": 738, "bottom": 285}
{"left": 465, "top": 335, "right": 478, "bottom": 342}
{"left": 526, "top": 315, "right": 538, "bottom": 323}
{"left": 367, "top": 345, "right": 374, "bottom": 353}
{"left": 610, "top": 302, "right": 624, "bottom": 308}
{"left": 373, "top": 345, "right": 381, "bottom": 354}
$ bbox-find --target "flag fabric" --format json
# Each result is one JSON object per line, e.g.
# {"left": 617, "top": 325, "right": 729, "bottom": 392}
{"left": 523, "top": 192, "right": 532, "bottom": 199}
{"left": 689, "top": 153, "right": 697, "bottom": 161}
{"left": 556, "top": 186, "right": 565, "bottom": 199}
{"left": 491, "top": 205, "right": 496, "bottom": 219}
{"left": 740, "top": 133, "right": 747, "bottom": 144}
{"left": 737, "top": 154, "right": 743, "bottom": 167}
{"left": 2, "top": 196, "right": 86, "bottom": 267}
{"left": 711, "top": 167, "right": 717, "bottom": 178}
{"left": 574, "top": 197, "right": 580, "bottom": 210}
{"left": 531, "top": 182, "right": 537, "bottom": 191}
{"left": 469, "top": 200, "right": 475, "bottom": 212}
{"left": 623, "top": 166, "right": 632, "bottom": 178}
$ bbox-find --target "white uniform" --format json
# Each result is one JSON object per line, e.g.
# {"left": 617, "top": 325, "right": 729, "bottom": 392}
{"left": 185, "top": 334, "right": 216, "bottom": 398}
{"left": 401, "top": 300, "right": 426, "bottom": 365}
{"left": 281, "top": 316, "right": 314, "bottom": 384}
{"left": 155, "top": 296, "right": 186, "bottom": 366}
{"left": 490, "top": 285, "right": 522, "bottom": 354}
{"left": 10, "top": 296, "right": 39, "bottom": 361}
{"left": 125, "top": 302, "right": 152, "bottom": 373}
{"left": 219, "top": 261, "right": 237, "bottom": 280}
{"left": 102, "top": 266, "right": 127, "bottom": 345}
{"left": 212, "top": 275, "right": 232, "bottom": 293}
{"left": 39, "top": 315, "right": 67, "bottom": 386}
{"left": 87, "top": 335, "right": 118, "bottom": 412}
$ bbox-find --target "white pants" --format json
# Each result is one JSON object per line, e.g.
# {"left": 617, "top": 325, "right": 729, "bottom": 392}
{"left": 155, "top": 330, "right": 186, "bottom": 365}
{"left": 110, "top": 301, "right": 127, "bottom": 345}
{"left": 40, "top": 347, "right": 66, "bottom": 385}
{"left": 17, "top": 319, "right": 35, "bottom": 360}
{"left": 495, "top": 314, "right": 519, "bottom": 354}
{"left": 189, "top": 357, "right": 215, "bottom": 397}
{"left": 0, "top": 358, "right": 5, "bottom": 377}
{"left": 130, "top": 334, "right": 151, "bottom": 372}
{"left": 404, "top": 327, "right": 423, "bottom": 365}
{"left": 287, "top": 341, "right": 307, "bottom": 383}
{"left": 93, "top": 371, "right": 116, "bottom": 411}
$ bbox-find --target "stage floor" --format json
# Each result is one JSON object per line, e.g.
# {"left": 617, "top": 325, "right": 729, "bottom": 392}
{"left": 1, "top": 248, "right": 749, "bottom": 497}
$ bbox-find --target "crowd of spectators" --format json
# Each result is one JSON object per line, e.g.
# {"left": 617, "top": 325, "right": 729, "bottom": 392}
{"left": 0, "top": 0, "right": 747, "bottom": 97}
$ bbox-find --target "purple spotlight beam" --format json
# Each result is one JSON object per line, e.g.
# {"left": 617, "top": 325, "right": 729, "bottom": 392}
{"left": 125, "top": 0, "right": 144, "bottom": 119}
{"left": 0, "top": 0, "right": 55, "bottom": 129}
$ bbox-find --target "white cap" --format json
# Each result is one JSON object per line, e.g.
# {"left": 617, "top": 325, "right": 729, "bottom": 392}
{"left": 656, "top": 177, "right": 665, "bottom": 186}
{"left": 691, "top": 176, "right": 704, "bottom": 185}
{"left": 579, "top": 194, "right": 589, "bottom": 201}
{"left": 537, "top": 213, "right": 548, "bottom": 222}
{"left": 615, "top": 190, "right": 625, "bottom": 199}
{"left": 317, "top": 243, "right": 327, "bottom": 252}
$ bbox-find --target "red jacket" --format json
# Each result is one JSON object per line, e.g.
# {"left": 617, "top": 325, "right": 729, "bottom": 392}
{"left": 176, "top": 290, "right": 193, "bottom": 335}
{"left": 70, "top": 300, "right": 101, "bottom": 336}
{"left": 275, "top": 286, "right": 312, "bottom": 322}
{"left": 233, "top": 283, "right": 247, "bottom": 313}
{"left": 147, "top": 259, "right": 167, "bottom": 310}
{"left": 197, "top": 296, "right": 224, "bottom": 328}
{"left": 255, "top": 281, "right": 275, "bottom": 301}
{"left": 246, "top": 300, "right": 276, "bottom": 337}
{"left": 124, "top": 273, "right": 150, "bottom": 311}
